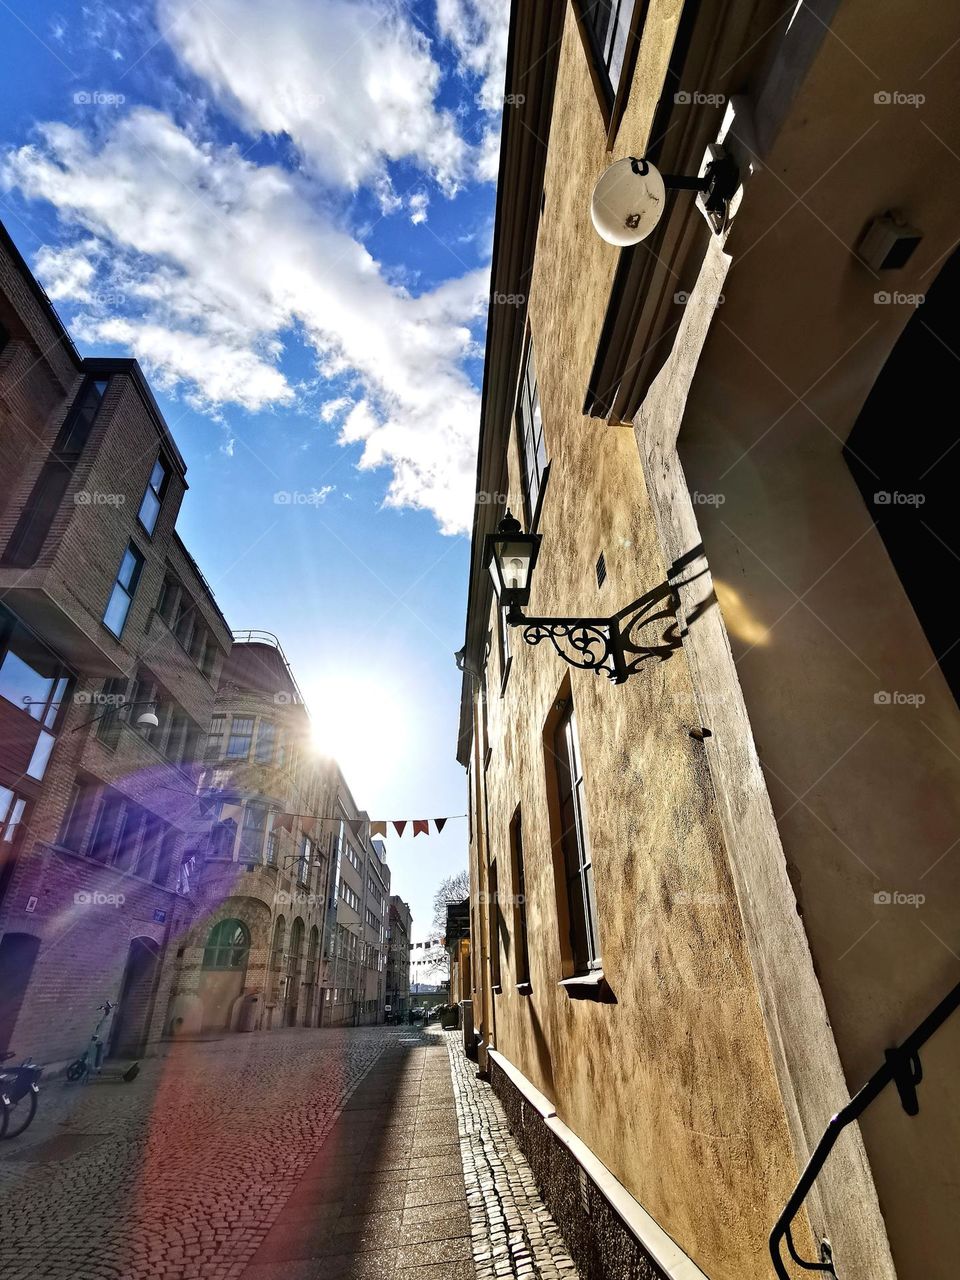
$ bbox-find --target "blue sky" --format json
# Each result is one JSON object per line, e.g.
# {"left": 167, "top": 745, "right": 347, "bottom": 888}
{"left": 0, "top": 0, "right": 508, "bottom": 947}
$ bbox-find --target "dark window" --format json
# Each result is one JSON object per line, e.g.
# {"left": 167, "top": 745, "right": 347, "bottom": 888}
{"left": 579, "top": 0, "right": 638, "bottom": 107}
{"left": 59, "top": 782, "right": 93, "bottom": 852}
{"left": 510, "top": 808, "right": 530, "bottom": 985}
{"left": 137, "top": 456, "right": 171, "bottom": 536}
{"left": 114, "top": 806, "right": 144, "bottom": 873}
{"left": 2, "top": 378, "right": 108, "bottom": 568}
{"left": 173, "top": 593, "right": 194, "bottom": 649}
{"left": 89, "top": 792, "right": 125, "bottom": 863}
{"left": 516, "top": 337, "right": 547, "bottom": 527}
{"left": 552, "top": 700, "right": 601, "bottom": 973}
{"left": 156, "top": 576, "right": 178, "bottom": 624}
{"left": 202, "top": 919, "right": 250, "bottom": 970}
{"left": 153, "top": 830, "right": 177, "bottom": 888}
{"left": 488, "top": 858, "right": 502, "bottom": 989}
{"left": 205, "top": 713, "right": 225, "bottom": 760}
{"left": 226, "top": 716, "right": 254, "bottom": 758}
{"left": 103, "top": 543, "right": 145, "bottom": 638}
{"left": 95, "top": 676, "right": 128, "bottom": 749}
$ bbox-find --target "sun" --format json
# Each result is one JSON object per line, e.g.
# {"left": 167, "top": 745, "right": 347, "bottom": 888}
{"left": 305, "top": 669, "right": 414, "bottom": 799}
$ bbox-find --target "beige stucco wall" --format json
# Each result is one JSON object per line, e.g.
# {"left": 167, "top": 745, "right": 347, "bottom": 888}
{"left": 469, "top": 11, "right": 807, "bottom": 1278}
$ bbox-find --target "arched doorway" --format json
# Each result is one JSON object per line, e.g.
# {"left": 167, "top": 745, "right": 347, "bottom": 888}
{"left": 199, "top": 919, "right": 250, "bottom": 1032}
{"left": 0, "top": 933, "right": 40, "bottom": 1054}
{"left": 285, "top": 918, "right": 304, "bottom": 1027}
{"left": 111, "top": 937, "right": 160, "bottom": 1057}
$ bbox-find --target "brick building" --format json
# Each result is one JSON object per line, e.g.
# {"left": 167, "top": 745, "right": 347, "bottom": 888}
{"left": 0, "top": 218, "right": 389, "bottom": 1060}
{"left": 165, "top": 632, "right": 338, "bottom": 1034}
{"left": 0, "top": 220, "right": 231, "bottom": 1066}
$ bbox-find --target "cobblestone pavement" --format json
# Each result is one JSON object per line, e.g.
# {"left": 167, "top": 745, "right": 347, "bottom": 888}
{"left": 0, "top": 1026, "right": 579, "bottom": 1280}
{"left": 0, "top": 1027, "right": 400, "bottom": 1280}
{"left": 445, "top": 1037, "right": 580, "bottom": 1280}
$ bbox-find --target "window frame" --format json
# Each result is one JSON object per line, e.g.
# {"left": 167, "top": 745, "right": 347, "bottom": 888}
{"left": 515, "top": 333, "right": 549, "bottom": 531}
{"left": 103, "top": 541, "right": 145, "bottom": 639}
{"left": 137, "top": 454, "right": 171, "bottom": 537}
{"left": 549, "top": 698, "right": 602, "bottom": 975}
{"left": 510, "top": 807, "right": 531, "bottom": 988}
{"left": 572, "top": 0, "right": 643, "bottom": 138}
{"left": 225, "top": 715, "right": 255, "bottom": 759}
{"left": 202, "top": 919, "right": 251, "bottom": 971}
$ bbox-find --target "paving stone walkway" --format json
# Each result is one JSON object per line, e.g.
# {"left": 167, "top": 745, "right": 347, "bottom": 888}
{"left": 445, "top": 1036, "right": 579, "bottom": 1280}
{"left": 0, "top": 1024, "right": 579, "bottom": 1280}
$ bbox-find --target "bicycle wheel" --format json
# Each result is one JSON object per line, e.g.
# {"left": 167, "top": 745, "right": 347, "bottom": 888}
{"left": 0, "top": 1088, "right": 37, "bottom": 1139}
{"left": 65, "top": 1059, "right": 86, "bottom": 1082}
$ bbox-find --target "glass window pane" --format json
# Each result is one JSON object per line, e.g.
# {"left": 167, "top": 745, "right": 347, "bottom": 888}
{"left": 103, "top": 583, "right": 131, "bottom": 637}
{"left": 138, "top": 487, "right": 161, "bottom": 535}
{"left": 149, "top": 459, "right": 166, "bottom": 491}
{"left": 26, "top": 728, "right": 55, "bottom": 780}
{"left": 118, "top": 548, "right": 138, "bottom": 590}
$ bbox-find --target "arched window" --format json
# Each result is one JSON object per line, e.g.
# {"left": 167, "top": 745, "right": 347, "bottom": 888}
{"left": 202, "top": 919, "right": 250, "bottom": 970}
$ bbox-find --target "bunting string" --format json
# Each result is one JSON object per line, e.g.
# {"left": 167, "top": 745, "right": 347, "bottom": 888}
{"left": 211, "top": 811, "right": 468, "bottom": 845}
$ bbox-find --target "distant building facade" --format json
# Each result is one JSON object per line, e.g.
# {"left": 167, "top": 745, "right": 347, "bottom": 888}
{"left": 385, "top": 895, "right": 412, "bottom": 1019}
{"left": 166, "top": 633, "right": 337, "bottom": 1035}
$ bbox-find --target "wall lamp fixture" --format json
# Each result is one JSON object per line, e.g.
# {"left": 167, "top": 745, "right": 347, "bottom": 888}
{"left": 22, "top": 696, "right": 159, "bottom": 729}
{"left": 591, "top": 149, "right": 740, "bottom": 245}
{"left": 485, "top": 512, "right": 682, "bottom": 684}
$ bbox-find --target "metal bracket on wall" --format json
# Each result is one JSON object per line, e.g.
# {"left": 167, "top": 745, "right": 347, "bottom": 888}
{"left": 770, "top": 977, "right": 960, "bottom": 1279}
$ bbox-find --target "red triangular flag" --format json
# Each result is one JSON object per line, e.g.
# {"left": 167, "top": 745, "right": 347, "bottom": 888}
{"left": 393, "top": 820, "right": 407, "bottom": 837}
{"left": 300, "top": 816, "right": 317, "bottom": 838}
{"left": 346, "top": 818, "right": 363, "bottom": 836}
{"left": 273, "top": 813, "right": 294, "bottom": 833}
{"left": 413, "top": 820, "right": 428, "bottom": 837}
{"left": 434, "top": 818, "right": 447, "bottom": 834}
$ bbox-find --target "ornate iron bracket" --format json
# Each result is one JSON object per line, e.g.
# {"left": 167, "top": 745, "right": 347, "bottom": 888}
{"left": 507, "top": 580, "right": 684, "bottom": 683}
{"left": 770, "top": 976, "right": 960, "bottom": 1279}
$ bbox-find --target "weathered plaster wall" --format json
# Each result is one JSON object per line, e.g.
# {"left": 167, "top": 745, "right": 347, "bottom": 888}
{"left": 471, "top": 10, "right": 806, "bottom": 1279}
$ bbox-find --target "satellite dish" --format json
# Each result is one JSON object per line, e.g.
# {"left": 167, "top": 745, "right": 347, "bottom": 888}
{"left": 591, "top": 157, "right": 667, "bottom": 246}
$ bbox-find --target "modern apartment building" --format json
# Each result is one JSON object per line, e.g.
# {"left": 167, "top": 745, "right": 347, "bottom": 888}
{"left": 385, "top": 895, "right": 412, "bottom": 1020}
{"left": 0, "top": 221, "right": 231, "bottom": 1065}
{"left": 456, "top": 5, "right": 960, "bottom": 1280}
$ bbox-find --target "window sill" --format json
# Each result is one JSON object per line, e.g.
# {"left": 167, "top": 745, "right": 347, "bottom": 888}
{"left": 557, "top": 970, "right": 615, "bottom": 1002}
{"left": 515, "top": 982, "right": 532, "bottom": 996}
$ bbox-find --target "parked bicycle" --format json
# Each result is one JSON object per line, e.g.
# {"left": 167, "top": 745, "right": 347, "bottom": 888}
{"left": 66, "top": 1001, "right": 116, "bottom": 1084}
{"left": 0, "top": 1052, "right": 42, "bottom": 1139}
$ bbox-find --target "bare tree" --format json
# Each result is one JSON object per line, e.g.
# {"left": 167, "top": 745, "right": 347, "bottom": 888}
{"left": 431, "top": 868, "right": 470, "bottom": 936}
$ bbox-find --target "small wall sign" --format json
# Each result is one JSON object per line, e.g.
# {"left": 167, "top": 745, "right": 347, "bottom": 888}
{"left": 153, "top": 909, "right": 167, "bottom": 923}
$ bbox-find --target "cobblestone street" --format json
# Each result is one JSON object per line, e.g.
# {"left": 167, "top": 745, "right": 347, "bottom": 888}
{"left": 0, "top": 1027, "right": 579, "bottom": 1280}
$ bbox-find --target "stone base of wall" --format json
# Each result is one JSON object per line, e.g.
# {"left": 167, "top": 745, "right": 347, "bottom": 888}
{"left": 489, "top": 1054, "right": 705, "bottom": 1280}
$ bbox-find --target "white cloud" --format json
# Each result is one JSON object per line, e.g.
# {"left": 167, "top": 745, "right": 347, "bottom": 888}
{"left": 34, "top": 240, "right": 99, "bottom": 301}
{"left": 436, "top": 0, "right": 510, "bottom": 110}
{"left": 3, "top": 109, "right": 487, "bottom": 533}
{"left": 408, "top": 191, "right": 430, "bottom": 225}
{"left": 158, "top": 0, "right": 470, "bottom": 193}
